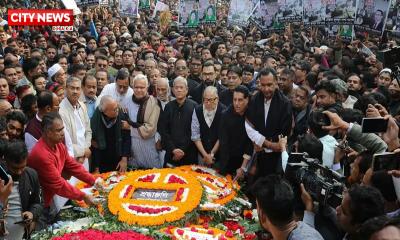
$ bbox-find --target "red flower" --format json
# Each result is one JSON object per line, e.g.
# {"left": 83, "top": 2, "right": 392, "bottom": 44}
{"left": 176, "top": 229, "right": 184, "bottom": 236}
{"left": 225, "top": 230, "right": 234, "bottom": 238}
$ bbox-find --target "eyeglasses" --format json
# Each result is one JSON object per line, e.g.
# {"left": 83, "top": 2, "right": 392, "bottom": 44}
{"left": 176, "top": 66, "right": 187, "bottom": 70}
{"left": 203, "top": 97, "right": 218, "bottom": 103}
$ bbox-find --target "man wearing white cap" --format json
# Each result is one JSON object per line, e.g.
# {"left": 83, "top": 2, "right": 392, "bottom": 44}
{"left": 48, "top": 63, "right": 67, "bottom": 88}
{"left": 377, "top": 68, "right": 393, "bottom": 89}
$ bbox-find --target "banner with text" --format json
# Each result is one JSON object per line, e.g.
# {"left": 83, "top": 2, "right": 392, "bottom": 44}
{"left": 251, "top": 0, "right": 285, "bottom": 32}
{"left": 227, "top": 0, "right": 258, "bottom": 26}
{"left": 355, "top": 0, "right": 391, "bottom": 36}
{"left": 179, "top": 0, "right": 200, "bottom": 28}
{"left": 199, "top": 0, "right": 217, "bottom": 24}
{"left": 119, "top": 0, "right": 139, "bottom": 17}
{"left": 304, "top": 0, "right": 327, "bottom": 25}
{"left": 277, "top": 0, "right": 303, "bottom": 23}
{"left": 325, "top": 0, "right": 357, "bottom": 25}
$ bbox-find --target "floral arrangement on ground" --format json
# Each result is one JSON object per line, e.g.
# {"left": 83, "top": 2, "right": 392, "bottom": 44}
{"left": 32, "top": 166, "right": 260, "bottom": 239}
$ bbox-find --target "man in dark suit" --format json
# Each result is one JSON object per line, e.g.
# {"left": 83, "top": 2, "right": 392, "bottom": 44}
{"left": 190, "top": 61, "right": 226, "bottom": 104}
{"left": 370, "top": 10, "right": 384, "bottom": 32}
{"left": 191, "top": 86, "right": 225, "bottom": 166}
{"left": 245, "top": 68, "right": 292, "bottom": 178}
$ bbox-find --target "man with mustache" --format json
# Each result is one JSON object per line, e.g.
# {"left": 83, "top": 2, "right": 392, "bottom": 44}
{"left": 59, "top": 77, "right": 92, "bottom": 170}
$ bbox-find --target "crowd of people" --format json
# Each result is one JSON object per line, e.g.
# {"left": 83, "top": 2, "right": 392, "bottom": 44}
{"left": 0, "top": 0, "right": 399, "bottom": 239}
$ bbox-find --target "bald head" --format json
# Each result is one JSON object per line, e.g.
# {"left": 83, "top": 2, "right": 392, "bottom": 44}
{"left": 0, "top": 99, "right": 12, "bottom": 117}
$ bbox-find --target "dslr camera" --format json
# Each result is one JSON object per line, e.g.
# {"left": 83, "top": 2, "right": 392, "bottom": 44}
{"left": 285, "top": 153, "right": 345, "bottom": 208}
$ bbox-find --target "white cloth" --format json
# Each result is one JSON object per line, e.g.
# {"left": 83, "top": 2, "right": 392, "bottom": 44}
{"left": 122, "top": 99, "right": 160, "bottom": 169}
{"left": 96, "top": 83, "right": 133, "bottom": 107}
{"left": 203, "top": 106, "right": 217, "bottom": 128}
{"left": 319, "top": 135, "right": 338, "bottom": 169}
{"left": 73, "top": 106, "right": 86, "bottom": 149}
{"left": 245, "top": 99, "right": 273, "bottom": 153}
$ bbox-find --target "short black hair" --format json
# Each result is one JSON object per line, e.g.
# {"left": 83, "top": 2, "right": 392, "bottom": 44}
{"left": 347, "top": 185, "right": 384, "bottom": 226}
{"left": 296, "top": 60, "right": 311, "bottom": 72}
{"left": 228, "top": 65, "right": 242, "bottom": 77}
{"left": 6, "top": 110, "right": 27, "bottom": 125}
{"left": 233, "top": 85, "right": 250, "bottom": 99}
{"left": 20, "top": 94, "right": 37, "bottom": 115}
{"left": 202, "top": 61, "right": 215, "bottom": 71}
{"left": 308, "top": 110, "right": 329, "bottom": 138}
{"left": 280, "top": 68, "right": 295, "bottom": 80}
{"left": 42, "top": 112, "right": 63, "bottom": 132}
{"left": 37, "top": 90, "right": 54, "bottom": 110}
{"left": 69, "top": 64, "right": 86, "bottom": 75}
{"left": 22, "top": 57, "right": 41, "bottom": 76}
{"left": 314, "top": 79, "right": 337, "bottom": 95}
{"left": 116, "top": 68, "right": 130, "bottom": 81}
{"left": 242, "top": 64, "right": 254, "bottom": 74}
{"left": 253, "top": 175, "right": 295, "bottom": 227}
{"left": 297, "top": 134, "right": 323, "bottom": 162}
{"left": 358, "top": 216, "right": 400, "bottom": 240}
{"left": 257, "top": 67, "right": 277, "bottom": 81}
{"left": 4, "top": 140, "right": 28, "bottom": 164}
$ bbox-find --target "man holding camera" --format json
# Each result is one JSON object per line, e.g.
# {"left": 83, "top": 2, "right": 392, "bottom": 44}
{"left": 253, "top": 175, "right": 324, "bottom": 240}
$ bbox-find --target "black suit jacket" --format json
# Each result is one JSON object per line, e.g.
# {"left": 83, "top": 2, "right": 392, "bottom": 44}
{"left": 246, "top": 89, "right": 293, "bottom": 176}
{"left": 246, "top": 89, "right": 292, "bottom": 142}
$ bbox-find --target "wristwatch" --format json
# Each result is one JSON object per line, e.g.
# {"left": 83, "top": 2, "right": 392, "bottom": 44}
{"left": 241, "top": 166, "right": 247, "bottom": 173}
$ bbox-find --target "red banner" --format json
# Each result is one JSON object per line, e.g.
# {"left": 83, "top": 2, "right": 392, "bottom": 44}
{"left": 8, "top": 9, "right": 74, "bottom": 26}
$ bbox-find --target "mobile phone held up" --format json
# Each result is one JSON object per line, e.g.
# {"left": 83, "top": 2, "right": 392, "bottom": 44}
{"left": 0, "top": 165, "right": 9, "bottom": 185}
{"left": 361, "top": 117, "right": 388, "bottom": 133}
{"left": 373, "top": 152, "right": 400, "bottom": 171}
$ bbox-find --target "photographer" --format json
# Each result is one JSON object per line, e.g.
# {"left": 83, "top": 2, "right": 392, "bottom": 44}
{"left": 301, "top": 184, "right": 385, "bottom": 240}
{"left": 253, "top": 175, "right": 324, "bottom": 240}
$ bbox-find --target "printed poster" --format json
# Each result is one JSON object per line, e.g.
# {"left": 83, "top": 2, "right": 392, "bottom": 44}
{"left": 119, "top": 0, "right": 139, "bottom": 17}
{"left": 387, "top": 0, "right": 400, "bottom": 36}
{"left": 276, "top": 0, "right": 303, "bottom": 22}
{"left": 251, "top": 0, "right": 285, "bottom": 32}
{"left": 304, "top": 0, "right": 327, "bottom": 25}
{"left": 326, "top": 24, "right": 354, "bottom": 41}
{"left": 355, "top": 0, "right": 391, "bottom": 36}
{"left": 179, "top": 0, "right": 200, "bottom": 28}
{"left": 228, "top": 0, "right": 258, "bottom": 26}
{"left": 199, "top": 0, "right": 217, "bottom": 24}
{"left": 75, "top": 0, "right": 99, "bottom": 7}
{"left": 139, "top": 0, "right": 151, "bottom": 10}
{"left": 325, "top": 0, "right": 357, "bottom": 25}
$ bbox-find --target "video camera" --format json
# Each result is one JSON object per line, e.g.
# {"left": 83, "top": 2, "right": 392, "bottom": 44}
{"left": 285, "top": 153, "right": 345, "bottom": 208}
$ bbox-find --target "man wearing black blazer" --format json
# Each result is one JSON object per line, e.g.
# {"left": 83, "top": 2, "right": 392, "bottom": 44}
{"left": 245, "top": 68, "right": 292, "bottom": 178}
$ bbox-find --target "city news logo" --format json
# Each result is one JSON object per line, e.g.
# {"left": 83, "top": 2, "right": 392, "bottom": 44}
{"left": 8, "top": 9, "right": 74, "bottom": 31}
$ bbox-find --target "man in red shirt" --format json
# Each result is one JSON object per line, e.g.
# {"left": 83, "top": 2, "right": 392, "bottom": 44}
{"left": 28, "top": 112, "right": 97, "bottom": 223}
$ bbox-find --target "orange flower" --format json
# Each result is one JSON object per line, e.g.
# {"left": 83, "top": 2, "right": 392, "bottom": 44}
{"left": 108, "top": 168, "right": 203, "bottom": 226}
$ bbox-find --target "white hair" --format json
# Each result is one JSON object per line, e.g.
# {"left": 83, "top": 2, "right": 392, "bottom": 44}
{"left": 99, "top": 95, "right": 117, "bottom": 112}
{"left": 157, "top": 78, "right": 170, "bottom": 89}
{"left": 132, "top": 74, "right": 149, "bottom": 87}
{"left": 173, "top": 76, "right": 188, "bottom": 88}
{"left": 203, "top": 86, "right": 218, "bottom": 98}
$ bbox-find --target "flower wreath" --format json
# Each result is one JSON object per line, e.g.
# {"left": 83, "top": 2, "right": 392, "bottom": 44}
{"left": 75, "top": 171, "right": 126, "bottom": 208}
{"left": 108, "top": 168, "right": 203, "bottom": 226}
{"left": 163, "top": 225, "right": 237, "bottom": 240}
{"left": 177, "top": 165, "right": 240, "bottom": 210}
{"left": 51, "top": 229, "right": 154, "bottom": 240}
